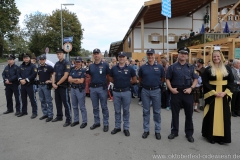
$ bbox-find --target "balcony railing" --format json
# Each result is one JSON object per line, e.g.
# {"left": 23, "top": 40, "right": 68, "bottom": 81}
{"left": 177, "top": 33, "right": 236, "bottom": 48}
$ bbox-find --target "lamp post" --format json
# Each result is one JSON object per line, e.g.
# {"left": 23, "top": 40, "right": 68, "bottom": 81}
{"left": 61, "top": 3, "right": 74, "bottom": 48}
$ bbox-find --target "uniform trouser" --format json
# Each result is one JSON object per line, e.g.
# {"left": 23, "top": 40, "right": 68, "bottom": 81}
{"left": 38, "top": 85, "right": 54, "bottom": 118}
{"left": 141, "top": 88, "right": 161, "bottom": 133}
{"left": 170, "top": 91, "right": 194, "bottom": 137}
{"left": 5, "top": 84, "right": 21, "bottom": 112}
{"left": 231, "top": 91, "right": 240, "bottom": 112}
{"left": 21, "top": 84, "right": 38, "bottom": 114}
{"left": 90, "top": 87, "right": 109, "bottom": 126}
{"left": 55, "top": 87, "right": 72, "bottom": 123}
{"left": 132, "top": 84, "right": 138, "bottom": 96}
{"left": 113, "top": 91, "right": 131, "bottom": 130}
{"left": 71, "top": 88, "right": 87, "bottom": 123}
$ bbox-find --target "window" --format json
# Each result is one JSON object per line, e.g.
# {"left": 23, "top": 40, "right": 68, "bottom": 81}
{"left": 148, "top": 33, "right": 162, "bottom": 44}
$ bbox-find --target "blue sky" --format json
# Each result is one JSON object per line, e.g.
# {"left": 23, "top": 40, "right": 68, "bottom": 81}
{"left": 15, "top": 0, "right": 147, "bottom": 52}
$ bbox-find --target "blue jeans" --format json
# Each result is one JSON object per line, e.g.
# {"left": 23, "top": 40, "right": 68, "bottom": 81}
{"left": 113, "top": 91, "right": 131, "bottom": 130}
{"left": 132, "top": 84, "right": 138, "bottom": 96}
{"left": 90, "top": 87, "right": 109, "bottom": 126}
{"left": 38, "top": 85, "right": 53, "bottom": 118}
{"left": 71, "top": 88, "right": 87, "bottom": 123}
{"left": 141, "top": 88, "right": 161, "bottom": 133}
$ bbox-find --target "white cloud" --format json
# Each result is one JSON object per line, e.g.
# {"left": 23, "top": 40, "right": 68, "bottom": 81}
{"left": 15, "top": 0, "right": 147, "bottom": 52}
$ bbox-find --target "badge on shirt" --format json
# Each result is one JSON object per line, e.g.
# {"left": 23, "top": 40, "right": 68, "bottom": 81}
{"left": 5, "top": 70, "right": 8, "bottom": 72}
{"left": 21, "top": 68, "right": 24, "bottom": 70}
{"left": 78, "top": 72, "right": 82, "bottom": 76}
{"left": 154, "top": 67, "right": 159, "bottom": 71}
{"left": 66, "top": 65, "right": 70, "bottom": 69}
{"left": 44, "top": 68, "right": 47, "bottom": 72}
{"left": 124, "top": 69, "right": 128, "bottom": 74}
{"left": 34, "top": 68, "right": 37, "bottom": 72}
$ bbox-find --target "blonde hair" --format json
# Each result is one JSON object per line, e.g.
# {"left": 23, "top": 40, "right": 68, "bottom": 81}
{"left": 210, "top": 50, "right": 229, "bottom": 77}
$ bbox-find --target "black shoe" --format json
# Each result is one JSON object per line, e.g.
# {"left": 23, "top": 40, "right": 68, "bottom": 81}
{"left": 142, "top": 132, "right": 149, "bottom": 139}
{"left": 80, "top": 123, "right": 87, "bottom": 129}
{"left": 103, "top": 126, "right": 109, "bottom": 132}
{"left": 232, "top": 112, "right": 237, "bottom": 117}
{"left": 17, "top": 113, "right": 28, "bottom": 117}
{"left": 15, "top": 111, "right": 20, "bottom": 116}
{"left": 209, "top": 140, "right": 215, "bottom": 144}
{"left": 3, "top": 110, "right": 13, "bottom": 114}
{"left": 168, "top": 133, "right": 178, "bottom": 139}
{"left": 111, "top": 128, "right": 121, "bottom": 134}
{"left": 218, "top": 141, "right": 224, "bottom": 145}
{"left": 46, "top": 117, "right": 53, "bottom": 122}
{"left": 123, "top": 130, "right": 130, "bottom": 137}
{"left": 39, "top": 115, "right": 48, "bottom": 120}
{"left": 31, "top": 114, "right": 38, "bottom": 119}
{"left": 155, "top": 133, "right": 161, "bottom": 140}
{"left": 70, "top": 121, "right": 79, "bottom": 127}
{"left": 52, "top": 117, "right": 63, "bottom": 122}
{"left": 90, "top": 123, "right": 100, "bottom": 130}
{"left": 199, "top": 106, "right": 204, "bottom": 111}
{"left": 63, "top": 122, "right": 71, "bottom": 127}
{"left": 186, "top": 136, "right": 194, "bottom": 143}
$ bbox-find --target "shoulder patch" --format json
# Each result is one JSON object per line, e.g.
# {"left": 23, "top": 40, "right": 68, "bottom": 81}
{"left": 34, "top": 68, "right": 37, "bottom": 72}
{"left": 66, "top": 65, "right": 70, "bottom": 69}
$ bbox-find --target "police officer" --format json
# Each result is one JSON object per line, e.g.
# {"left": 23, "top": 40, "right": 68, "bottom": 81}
{"left": 17, "top": 53, "right": 38, "bottom": 118}
{"left": 109, "top": 52, "right": 137, "bottom": 137}
{"left": 139, "top": 49, "right": 165, "bottom": 140}
{"left": 166, "top": 47, "right": 198, "bottom": 143}
{"left": 88, "top": 48, "right": 110, "bottom": 132}
{"left": 52, "top": 48, "right": 72, "bottom": 127}
{"left": 68, "top": 57, "right": 87, "bottom": 128}
{"left": 38, "top": 55, "right": 54, "bottom": 122}
{"left": 2, "top": 55, "right": 21, "bottom": 115}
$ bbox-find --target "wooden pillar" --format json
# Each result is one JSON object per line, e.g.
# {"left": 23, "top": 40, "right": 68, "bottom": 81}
{"left": 189, "top": 49, "right": 192, "bottom": 63}
{"left": 210, "top": 0, "right": 219, "bottom": 31}
{"left": 141, "top": 18, "right": 144, "bottom": 53}
{"left": 229, "top": 39, "right": 236, "bottom": 59}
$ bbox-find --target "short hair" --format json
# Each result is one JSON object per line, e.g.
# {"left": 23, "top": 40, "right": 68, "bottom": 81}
{"left": 232, "top": 59, "right": 239, "bottom": 66}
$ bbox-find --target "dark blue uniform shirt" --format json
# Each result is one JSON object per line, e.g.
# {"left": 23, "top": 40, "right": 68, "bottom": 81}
{"left": 110, "top": 64, "right": 136, "bottom": 88}
{"left": 89, "top": 61, "right": 110, "bottom": 84}
{"left": 54, "top": 59, "right": 71, "bottom": 82}
{"left": 166, "top": 62, "right": 198, "bottom": 88}
{"left": 139, "top": 62, "right": 165, "bottom": 87}
{"left": 69, "top": 67, "right": 86, "bottom": 88}
{"left": 2, "top": 63, "right": 19, "bottom": 85}
{"left": 18, "top": 62, "right": 37, "bottom": 82}
{"left": 38, "top": 64, "right": 54, "bottom": 82}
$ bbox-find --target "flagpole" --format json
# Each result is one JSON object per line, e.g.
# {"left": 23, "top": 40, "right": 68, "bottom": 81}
{"left": 166, "top": 17, "right": 169, "bottom": 61}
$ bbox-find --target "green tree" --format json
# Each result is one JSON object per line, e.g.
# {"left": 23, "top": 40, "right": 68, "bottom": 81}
{"left": 23, "top": 12, "right": 48, "bottom": 56}
{"left": 46, "top": 9, "right": 83, "bottom": 56}
{"left": 0, "top": 0, "right": 21, "bottom": 57}
{"left": 80, "top": 48, "right": 92, "bottom": 57}
{"left": 6, "top": 25, "right": 29, "bottom": 55}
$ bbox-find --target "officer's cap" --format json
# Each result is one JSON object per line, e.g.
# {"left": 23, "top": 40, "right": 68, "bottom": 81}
{"left": 197, "top": 58, "right": 204, "bottom": 64}
{"left": 75, "top": 56, "right": 82, "bottom": 62}
{"left": 23, "top": 53, "right": 31, "bottom": 58}
{"left": 56, "top": 48, "right": 65, "bottom": 53}
{"left": 93, "top": 48, "right": 101, "bottom": 54}
{"left": 8, "top": 55, "right": 15, "bottom": 60}
{"left": 178, "top": 47, "right": 190, "bottom": 54}
{"left": 118, "top": 51, "right": 126, "bottom": 57}
{"left": 146, "top": 48, "right": 155, "bottom": 54}
{"left": 39, "top": 54, "right": 46, "bottom": 60}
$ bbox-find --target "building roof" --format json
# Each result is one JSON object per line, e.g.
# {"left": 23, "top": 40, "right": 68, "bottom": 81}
{"left": 109, "top": 0, "right": 214, "bottom": 55}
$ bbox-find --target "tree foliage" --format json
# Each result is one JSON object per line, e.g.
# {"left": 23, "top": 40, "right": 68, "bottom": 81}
{"left": 24, "top": 9, "right": 83, "bottom": 56}
{"left": 0, "top": 0, "right": 21, "bottom": 57}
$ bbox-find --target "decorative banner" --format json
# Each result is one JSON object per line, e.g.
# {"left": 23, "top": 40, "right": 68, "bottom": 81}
{"left": 235, "top": 48, "right": 240, "bottom": 59}
{"left": 161, "top": 0, "right": 171, "bottom": 18}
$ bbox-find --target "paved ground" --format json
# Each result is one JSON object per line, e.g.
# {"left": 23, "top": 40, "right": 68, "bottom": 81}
{"left": 0, "top": 62, "right": 240, "bottom": 160}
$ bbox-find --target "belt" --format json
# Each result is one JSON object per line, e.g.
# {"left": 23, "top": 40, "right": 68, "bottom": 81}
{"left": 113, "top": 87, "right": 130, "bottom": 92}
{"left": 142, "top": 85, "right": 160, "bottom": 90}
{"left": 39, "top": 82, "right": 47, "bottom": 85}
{"left": 90, "top": 83, "right": 105, "bottom": 88}
{"left": 71, "top": 85, "right": 79, "bottom": 89}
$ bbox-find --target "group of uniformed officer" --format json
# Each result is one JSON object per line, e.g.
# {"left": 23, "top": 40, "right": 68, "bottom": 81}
{"left": 2, "top": 46, "right": 198, "bottom": 142}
